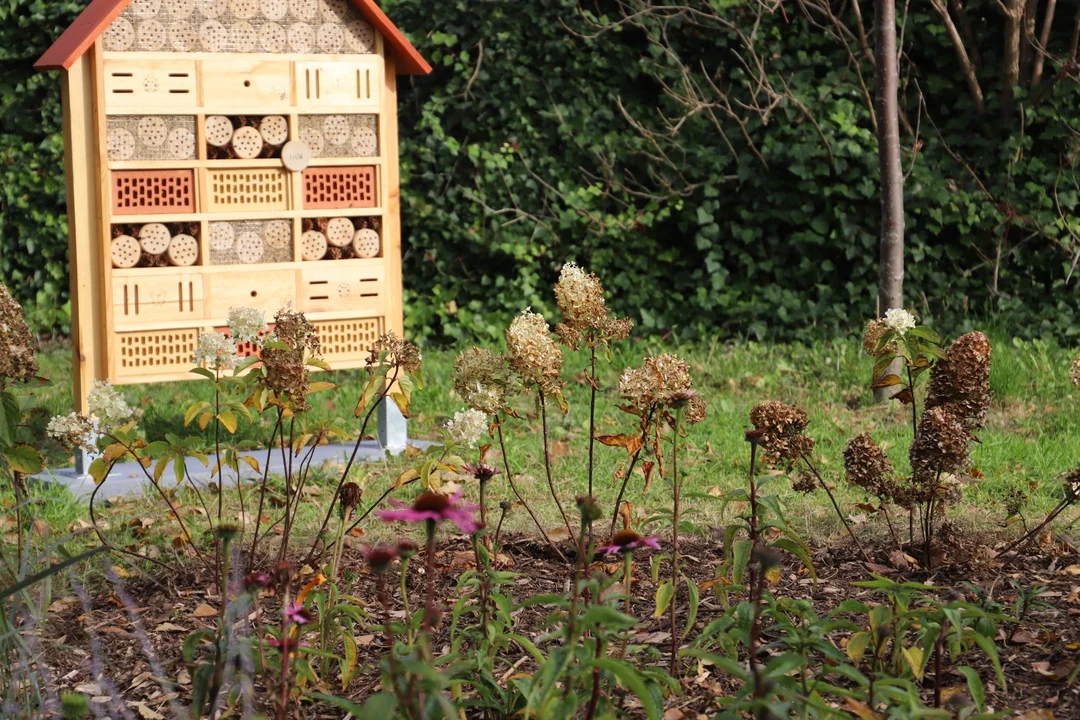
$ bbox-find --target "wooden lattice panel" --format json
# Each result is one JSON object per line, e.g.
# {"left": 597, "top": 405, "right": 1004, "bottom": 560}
{"left": 312, "top": 317, "right": 384, "bottom": 364}
{"left": 115, "top": 328, "right": 201, "bottom": 379}
{"left": 112, "top": 170, "right": 196, "bottom": 215}
{"left": 302, "top": 166, "right": 376, "bottom": 210}
{"left": 206, "top": 168, "right": 289, "bottom": 212}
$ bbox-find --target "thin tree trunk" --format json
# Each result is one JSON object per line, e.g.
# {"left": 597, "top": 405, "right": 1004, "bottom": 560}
{"left": 949, "top": 0, "right": 983, "bottom": 71}
{"left": 874, "top": 0, "right": 905, "bottom": 402}
{"left": 1031, "top": 0, "right": 1058, "bottom": 86}
{"left": 930, "top": 0, "right": 986, "bottom": 112}
{"left": 1020, "top": 0, "right": 1040, "bottom": 85}
{"left": 1002, "top": 0, "right": 1025, "bottom": 120}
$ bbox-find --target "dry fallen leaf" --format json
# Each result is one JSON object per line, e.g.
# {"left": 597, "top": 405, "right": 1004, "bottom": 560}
{"left": 193, "top": 603, "right": 217, "bottom": 618}
{"left": 1015, "top": 710, "right": 1056, "bottom": 720}
{"left": 136, "top": 704, "right": 165, "bottom": 720}
{"left": 154, "top": 622, "right": 187, "bottom": 632}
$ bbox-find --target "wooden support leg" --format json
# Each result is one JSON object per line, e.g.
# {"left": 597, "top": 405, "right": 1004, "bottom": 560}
{"left": 377, "top": 398, "right": 407, "bottom": 455}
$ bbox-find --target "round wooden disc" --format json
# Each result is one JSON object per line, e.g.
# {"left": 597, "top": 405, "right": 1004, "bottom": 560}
{"left": 231, "top": 21, "right": 257, "bottom": 52}
{"left": 107, "top": 128, "right": 136, "bottom": 161}
{"left": 287, "top": 22, "right": 314, "bottom": 52}
{"left": 229, "top": 0, "right": 259, "bottom": 19}
{"left": 323, "top": 115, "right": 348, "bottom": 145}
{"left": 208, "top": 222, "right": 235, "bottom": 251}
{"left": 127, "top": 0, "right": 162, "bottom": 18}
{"left": 318, "top": 0, "right": 347, "bottom": 21}
{"left": 264, "top": 220, "right": 291, "bottom": 249}
{"left": 167, "top": 234, "right": 199, "bottom": 266}
{"left": 261, "top": 0, "right": 287, "bottom": 20}
{"left": 136, "top": 117, "right": 168, "bottom": 147}
{"left": 289, "top": 0, "right": 317, "bottom": 21}
{"left": 162, "top": 0, "right": 193, "bottom": 20}
{"left": 168, "top": 127, "right": 196, "bottom": 159}
{"left": 350, "top": 126, "right": 377, "bottom": 156}
{"left": 236, "top": 232, "right": 265, "bottom": 264}
{"left": 199, "top": 20, "right": 228, "bottom": 52}
{"left": 316, "top": 23, "right": 343, "bottom": 53}
{"left": 343, "top": 19, "right": 374, "bottom": 53}
{"left": 298, "top": 126, "right": 325, "bottom": 157}
{"left": 138, "top": 223, "right": 172, "bottom": 254}
{"left": 136, "top": 19, "right": 166, "bottom": 50}
{"left": 168, "top": 21, "right": 198, "bottom": 50}
{"left": 112, "top": 235, "right": 141, "bottom": 269}
{"left": 196, "top": 0, "right": 229, "bottom": 19}
{"left": 259, "top": 22, "right": 286, "bottom": 52}
{"left": 301, "top": 230, "right": 328, "bottom": 261}
{"left": 352, "top": 228, "right": 380, "bottom": 258}
{"left": 205, "top": 116, "right": 234, "bottom": 147}
{"left": 259, "top": 115, "right": 288, "bottom": 145}
{"left": 326, "top": 217, "right": 354, "bottom": 247}
{"left": 104, "top": 18, "right": 136, "bottom": 51}
{"left": 281, "top": 140, "right": 312, "bottom": 171}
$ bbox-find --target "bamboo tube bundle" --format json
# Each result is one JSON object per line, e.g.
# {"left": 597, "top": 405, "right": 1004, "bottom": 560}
{"left": 207, "top": 115, "right": 287, "bottom": 159}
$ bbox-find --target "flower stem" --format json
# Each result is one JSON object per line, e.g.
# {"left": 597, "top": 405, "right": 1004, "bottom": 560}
{"left": 494, "top": 417, "right": 567, "bottom": 563}
{"left": 539, "top": 391, "right": 574, "bottom": 542}
{"left": 670, "top": 407, "right": 682, "bottom": 678}
{"left": 249, "top": 408, "right": 283, "bottom": 563}
{"left": 610, "top": 407, "right": 657, "bottom": 536}
{"left": 587, "top": 346, "right": 598, "bottom": 543}
{"left": 801, "top": 456, "right": 871, "bottom": 563}
{"left": 422, "top": 521, "right": 437, "bottom": 640}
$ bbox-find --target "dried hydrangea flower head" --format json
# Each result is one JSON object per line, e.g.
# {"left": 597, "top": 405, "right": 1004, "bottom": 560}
{"left": 862, "top": 319, "right": 893, "bottom": 357}
{"left": 618, "top": 353, "right": 696, "bottom": 416}
{"left": 444, "top": 408, "right": 488, "bottom": 448}
{"left": 1064, "top": 465, "right": 1080, "bottom": 499}
{"left": 87, "top": 380, "right": 133, "bottom": 432}
{"left": 883, "top": 308, "right": 916, "bottom": 335}
{"left": 505, "top": 309, "right": 564, "bottom": 396}
{"left": 227, "top": 306, "right": 268, "bottom": 345}
{"left": 339, "top": 482, "right": 362, "bottom": 511}
{"left": 909, "top": 406, "right": 971, "bottom": 480}
{"left": 553, "top": 262, "right": 634, "bottom": 349}
{"left": 261, "top": 309, "right": 320, "bottom": 412}
{"left": 843, "top": 433, "right": 897, "bottom": 500}
{"left": 667, "top": 388, "right": 708, "bottom": 426}
{"left": 1072, "top": 355, "right": 1080, "bottom": 389}
{"left": 46, "top": 412, "right": 97, "bottom": 451}
{"left": 749, "top": 401, "right": 815, "bottom": 463}
{"left": 452, "top": 347, "right": 518, "bottom": 414}
{"left": 0, "top": 284, "right": 38, "bottom": 389}
{"left": 366, "top": 330, "right": 421, "bottom": 375}
{"left": 193, "top": 331, "right": 240, "bottom": 372}
{"left": 925, "top": 331, "right": 991, "bottom": 429}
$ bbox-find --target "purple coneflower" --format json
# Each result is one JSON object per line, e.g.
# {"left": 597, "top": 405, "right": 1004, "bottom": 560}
{"left": 597, "top": 529, "right": 661, "bottom": 556}
{"left": 361, "top": 545, "right": 399, "bottom": 574}
{"left": 462, "top": 463, "right": 502, "bottom": 482}
{"left": 283, "top": 601, "right": 313, "bottom": 627}
{"left": 377, "top": 491, "right": 479, "bottom": 534}
{"left": 268, "top": 636, "right": 308, "bottom": 656}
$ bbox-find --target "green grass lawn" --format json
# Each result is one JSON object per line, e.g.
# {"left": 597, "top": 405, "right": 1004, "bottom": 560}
{"left": 22, "top": 332, "right": 1080, "bottom": 547}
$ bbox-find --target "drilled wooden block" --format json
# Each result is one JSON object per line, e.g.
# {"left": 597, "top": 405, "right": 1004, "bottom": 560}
{"left": 112, "top": 169, "right": 196, "bottom": 215}
{"left": 312, "top": 317, "right": 383, "bottom": 363}
{"left": 302, "top": 166, "right": 376, "bottom": 210}
{"left": 206, "top": 168, "right": 289, "bottom": 213}
{"left": 116, "top": 328, "right": 201, "bottom": 378}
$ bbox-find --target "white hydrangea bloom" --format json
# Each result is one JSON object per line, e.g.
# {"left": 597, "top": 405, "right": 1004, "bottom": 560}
{"left": 193, "top": 331, "right": 240, "bottom": 371}
{"left": 445, "top": 408, "right": 488, "bottom": 449}
{"left": 86, "top": 381, "right": 133, "bottom": 432}
{"left": 46, "top": 412, "right": 97, "bottom": 451}
{"left": 227, "top": 306, "right": 268, "bottom": 345}
{"left": 883, "top": 308, "right": 916, "bottom": 335}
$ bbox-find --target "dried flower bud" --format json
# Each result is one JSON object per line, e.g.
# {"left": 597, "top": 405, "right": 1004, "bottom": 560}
{"left": 244, "top": 572, "right": 271, "bottom": 591}
{"left": 791, "top": 471, "right": 817, "bottom": 494}
{"left": 361, "top": 545, "right": 399, "bottom": 573}
{"left": 575, "top": 495, "right": 603, "bottom": 525}
{"left": 270, "top": 562, "right": 296, "bottom": 590}
{"left": 366, "top": 330, "right": 421, "bottom": 374}
{"left": 925, "top": 331, "right": 991, "bottom": 429}
{"left": 862, "top": 319, "right": 890, "bottom": 357}
{"left": 396, "top": 539, "right": 419, "bottom": 559}
{"left": 213, "top": 523, "right": 241, "bottom": 542}
{"left": 751, "top": 547, "right": 782, "bottom": 571}
{"left": 339, "top": 482, "right": 362, "bottom": 511}
{"left": 505, "top": 309, "right": 564, "bottom": 396}
{"left": 553, "top": 262, "right": 633, "bottom": 349}
{"left": 452, "top": 347, "right": 518, "bottom": 414}
{"left": 0, "top": 284, "right": 37, "bottom": 389}
{"left": 618, "top": 353, "right": 694, "bottom": 416}
{"left": 261, "top": 309, "right": 320, "bottom": 413}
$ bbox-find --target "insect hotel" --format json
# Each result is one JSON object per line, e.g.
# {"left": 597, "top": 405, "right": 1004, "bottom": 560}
{"left": 36, "top": 0, "right": 430, "bottom": 447}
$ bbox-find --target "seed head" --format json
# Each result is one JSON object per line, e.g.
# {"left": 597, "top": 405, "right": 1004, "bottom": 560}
{"left": 910, "top": 407, "right": 971, "bottom": 477}
{"left": 862, "top": 319, "right": 893, "bottom": 357}
{"left": 366, "top": 331, "right": 421, "bottom": 375}
{"left": 749, "top": 401, "right": 814, "bottom": 463}
{"left": 0, "top": 284, "right": 37, "bottom": 389}
{"left": 618, "top": 353, "right": 695, "bottom": 416}
{"left": 505, "top": 309, "right": 564, "bottom": 396}
{"left": 552, "top": 262, "right": 633, "bottom": 349}
{"left": 925, "top": 331, "right": 991, "bottom": 429}
{"left": 843, "top": 433, "right": 897, "bottom": 500}
{"left": 339, "top": 482, "right": 362, "bottom": 511}
{"left": 261, "top": 309, "right": 320, "bottom": 412}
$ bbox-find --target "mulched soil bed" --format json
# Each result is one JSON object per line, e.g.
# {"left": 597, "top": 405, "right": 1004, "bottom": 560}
{"left": 32, "top": 532, "right": 1080, "bottom": 718}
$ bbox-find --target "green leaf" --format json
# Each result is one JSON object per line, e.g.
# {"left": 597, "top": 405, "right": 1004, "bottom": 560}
{"left": 969, "top": 632, "right": 1006, "bottom": 691}
{"left": 846, "top": 632, "right": 871, "bottom": 663}
{"left": 0, "top": 391, "right": 18, "bottom": 447}
{"left": 6, "top": 443, "right": 43, "bottom": 474}
{"left": 956, "top": 666, "right": 985, "bottom": 711}
{"left": 216, "top": 410, "right": 238, "bottom": 434}
{"left": 682, "top": 575, "right": 699, "bottom": 640}
{"left": 89, "top": 458, "right": 109, "bottom": 485}
{"left": 581, "top": 606, "right": 638, "bottom": 632}
{"left": 587, "top": 658, "right": 659, "bottom": 720}
{"left": 189, "top": 367, "right": 217, "bottom": 381}
{"left": 731, "top": 540, "right": 752, "bottom": 585}
{"left": 653, "top": 580, "right": 674, "bottom": 618}
{"left": 336, "top": 628, "right": 358, "bottom": 690}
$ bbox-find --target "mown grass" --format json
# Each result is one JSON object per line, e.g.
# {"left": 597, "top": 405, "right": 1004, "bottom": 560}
{"left": 18, "top": 331, "right": 1080, "bottom": 556}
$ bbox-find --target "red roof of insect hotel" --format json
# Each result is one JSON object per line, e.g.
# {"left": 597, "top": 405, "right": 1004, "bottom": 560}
{"left": 35, "top": 0, "right": 432, "bottom": 74}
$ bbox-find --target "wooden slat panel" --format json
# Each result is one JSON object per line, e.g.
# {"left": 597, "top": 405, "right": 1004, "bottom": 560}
{"left": 298, "top": 264, "right": 385, "bottom": 314}
{"left": 200, "top": 59, "right": 293, "bottom": 110}
{"left": 103, "top": 59, "right": 197, "bottom": 111}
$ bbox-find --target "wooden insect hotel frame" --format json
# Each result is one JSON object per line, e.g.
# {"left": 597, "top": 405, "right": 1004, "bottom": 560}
{"left": 36, "top": 0, "right": 430, "bottom": 418}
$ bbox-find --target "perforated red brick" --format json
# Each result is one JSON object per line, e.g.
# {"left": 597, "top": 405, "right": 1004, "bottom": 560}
{"left": 302, "top": 166, "right": 377, "bottom": 210}
{"left": 112, "top": 170, "right": 196, "bottom": 215}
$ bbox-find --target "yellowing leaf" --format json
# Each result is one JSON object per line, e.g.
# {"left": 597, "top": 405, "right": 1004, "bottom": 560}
{"left": 596, "top": 434, "right": 645, "bottom": 456}
{"left": 902, "top": 646, "right": 925, "bottom": 679}
{"left": 193, "top": 603, "right": 217, "bottom": 618}
{"left": 846, "top": 632, "right": 871, "bottom": 664}
{"left": 217, "top": 410, "right": 238, "bottom": 434}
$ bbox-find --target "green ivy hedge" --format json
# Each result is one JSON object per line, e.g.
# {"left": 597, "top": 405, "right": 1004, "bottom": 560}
{"left": 4, "top": 0, "right": 1080, "bottom": 342}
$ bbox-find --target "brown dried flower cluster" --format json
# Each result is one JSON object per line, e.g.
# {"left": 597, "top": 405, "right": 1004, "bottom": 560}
{"left": 1071, "top": 355, "right": 1080, "bottom": 389}
{"left": 925, "top": 331, "right": 991, "bottom": 428}
{"left": 843, "top": 433, "right": 898, "bottom": 500}
{"left": 1064, "top": 465, "right": 1080, "bottom": 499}
{"left": 261, "top": 309, "right": 321, "bottom": 413}
{"left": 505, "top": 309, "right": 564, "bottom": 396}
{"left": 552, "top": 262, "right": 633, "bottom": 349}
{"left": 862, "top": 319, "right": 894, "bottom": 357}
{"left": 366, "top": 330, "right": 422, "bottom": 375}
{"left": 749, "top": 401, "right": 815, "bottom": 463}
{"left": 0, "top": 284, "right": 38, "bottom": 388}
{"left": 618, "top": 354, "right": 706, "bottom": 422}
{"left": 791, "top": 471, "right": 817, "bottom": 494}
{"left": 452, "top": 347, "right": 519, "bottom": 414}
{"left": 910, "top": 406, "right": 971, "bottom": 479}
